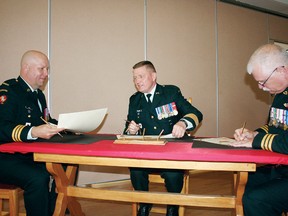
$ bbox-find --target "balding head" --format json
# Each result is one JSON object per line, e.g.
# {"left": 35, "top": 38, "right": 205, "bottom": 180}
{"left": 21, "top": 50, "right": 48, "bottom": 69}
{"left": 20, "top": 50, "right": 49, "bottom": 90}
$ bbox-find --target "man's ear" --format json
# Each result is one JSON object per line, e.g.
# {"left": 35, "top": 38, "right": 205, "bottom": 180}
{"left": 282, "top": 66, "right": 288, "bottom": 79}
{"left": 152, "top": 72, "right": 157, "bottom": 81}
{"left": 23, "top": 64, "right": 29, "bottom": 72}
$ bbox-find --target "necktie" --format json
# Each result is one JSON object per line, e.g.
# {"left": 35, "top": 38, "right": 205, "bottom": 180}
{"left": 147, "top": 93, "right": 152, "bottom": 104}
{"left": 33, "top": 91, "right": 42, "bottom": 112}
{"left": 32, "top": 91, "right": 38, "bottom": 102}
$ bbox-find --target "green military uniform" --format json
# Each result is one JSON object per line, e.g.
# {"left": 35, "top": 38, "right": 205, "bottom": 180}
{"left": 243, "top": 88, "right": 288, "bottom": 216}
{"left": 125, "top": 84, "right": 202, "bottom": 135}
{"left": 125, "top": 84, "right": 203, "bottom": 213}
{"left": 0, "top": 76, "right": 57, "bottom": 216}
{"left": 0, "top": 76, "right": 57, "bottom": 143}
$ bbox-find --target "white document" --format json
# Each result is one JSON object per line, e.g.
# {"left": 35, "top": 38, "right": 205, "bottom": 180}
{"left": 57, "top": 108, "right": 108, "bottom": 133}
{"left": 161, "top": 133, "right": 175, "bottom": 138}
{"left": 194, "top": 137, "right": 236, "bottom": 146}
{"left": 116, "top": 133, "right": 175, "bottom": 140}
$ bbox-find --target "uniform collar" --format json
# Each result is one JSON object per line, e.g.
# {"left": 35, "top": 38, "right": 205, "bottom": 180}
{"left": 18, "top": 76, "right": 37, "bottom": 93}
{"left": 144, "top": 84, "right": 157, "bottom": 102}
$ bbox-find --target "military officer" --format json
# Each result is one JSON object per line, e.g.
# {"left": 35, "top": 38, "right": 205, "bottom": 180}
{"left": 0, "top": 50, "right": 64, "bottom": 216}
{"left": 125, "top": 60, "right": 203, "bottom": 216}
{"left": 231, "top": 44, "right": 288, "bottom": 216}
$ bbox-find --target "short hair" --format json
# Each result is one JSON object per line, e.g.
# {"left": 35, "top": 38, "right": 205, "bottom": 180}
{"left": 132, "top": 60, "right": 156, "bottom": 72}
{"left": 247, "top": 44, "right": 288, "bottom": 75}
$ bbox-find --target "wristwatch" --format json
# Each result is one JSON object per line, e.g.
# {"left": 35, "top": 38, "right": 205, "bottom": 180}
{"left": 179, "top": 119, "right": 188, "bottom": 128}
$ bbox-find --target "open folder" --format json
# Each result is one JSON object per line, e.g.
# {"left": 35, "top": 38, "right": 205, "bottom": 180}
{"left": 57, "top": 108, "right": 108, "bottom": 133}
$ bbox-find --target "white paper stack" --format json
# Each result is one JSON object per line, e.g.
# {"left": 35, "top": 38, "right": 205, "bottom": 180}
{"left": 57, "top": 108, "right": 108, "bottom": 133}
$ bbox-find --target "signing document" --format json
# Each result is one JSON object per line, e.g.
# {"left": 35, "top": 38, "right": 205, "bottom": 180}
{"left": 57, "top": 108, "right": 107, "bottom": 133}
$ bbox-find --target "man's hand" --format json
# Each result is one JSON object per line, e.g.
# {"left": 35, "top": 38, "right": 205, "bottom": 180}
{"left": 127, "top": 120, "right": 140, "bottom": 135}
{"left": 172, "top": 121, "right": 186, "bottom": 138}
{"left": 229, "top": 128, "right": 258, "bottom": 148}
{"left": 31, "top": 124, "right": 65, "bottom": 139}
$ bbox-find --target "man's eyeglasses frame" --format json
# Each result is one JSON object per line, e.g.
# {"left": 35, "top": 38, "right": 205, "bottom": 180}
{"left": 258, "top": 66, "right": 285, "bottom": 87}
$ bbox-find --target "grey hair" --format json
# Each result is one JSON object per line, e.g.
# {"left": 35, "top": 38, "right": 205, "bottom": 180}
{"left": 247, "top": 44, "right": 288, "bottom": 75}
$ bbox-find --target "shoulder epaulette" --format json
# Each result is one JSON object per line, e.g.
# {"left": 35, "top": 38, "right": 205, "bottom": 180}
{"left": 0, "top": 78, "right": 18, "bottom": 93}
{"left": 1, "top": 78, "right": 18, "bottom": 87}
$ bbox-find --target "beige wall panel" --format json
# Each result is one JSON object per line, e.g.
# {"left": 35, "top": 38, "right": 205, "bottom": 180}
{"left": 269, "top": 15, "right": 288, "bottom": 43}
{"left": 0, "top": 0, "right": 48, "bottom": 82}
{"left": 147, "top": 0, "right": 217, "bottom": 136}
{"left": 50, "top": 0, "right": 144, "bottom": 134}
{"left": 217, "top": 3, "right": 271, "bottom": 137}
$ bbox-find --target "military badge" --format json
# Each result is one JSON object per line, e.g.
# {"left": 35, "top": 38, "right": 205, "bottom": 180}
{"left": 44, "top": 108, "right": 50, "bottom": 121}
{"left": 156, "top": 102, "right": 178, "bottom": 120}
{"left": 25, "top": 106, "right": 33, "bottom": 114}
{"left": 269, "top": 107, "right": 288, "bottom": 130}
{"left": 136, "top": 109, "right": 142, "bottom": 119}
{"left": 0, "top": 95, "right": 7, "bottom": 104}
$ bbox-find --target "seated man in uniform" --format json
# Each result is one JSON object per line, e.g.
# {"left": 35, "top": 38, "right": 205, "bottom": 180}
{"left": 0, "top": 50, "right": 64, "bottom": 216}
{"left": 124, "top": 60, "right": 203, "bottom": 216}
{"left": 232, "top": 44, "right": 288, "bottom": 216}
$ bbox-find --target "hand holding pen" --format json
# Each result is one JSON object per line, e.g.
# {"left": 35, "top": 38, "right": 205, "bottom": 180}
{"left": 234, "top": 121, "right": 250, "bottom": 141}
{"left": 231, "top": 122, "right": 258, "bottom": 148}
{"left": 35, "top": 117, "right": 65, "bottom": 138}
{"left": 125, "top": 120, "right": 140, "bottom": 135}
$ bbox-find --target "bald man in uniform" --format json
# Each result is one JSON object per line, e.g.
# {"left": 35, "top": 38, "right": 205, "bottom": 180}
{"left": 0, "top": 50, "right": 64, "bottom": 216}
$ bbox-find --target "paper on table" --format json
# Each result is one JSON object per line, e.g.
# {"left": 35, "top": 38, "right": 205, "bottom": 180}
{"left": 57, "top": 108, "right": 107, "bottom": 133}
{"left": 161, "top": 133, "right": 175, "bottom": 138}
{"left": 116, "top": 133, "right": 175, "bottom": 140}
{"left": 194, "top": 137, "right": 236, "bottom": 146}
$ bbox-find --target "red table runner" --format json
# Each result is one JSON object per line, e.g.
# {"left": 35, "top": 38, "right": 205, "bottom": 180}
{"left": 0, "top": 136, "right": 288, "bottom": 165}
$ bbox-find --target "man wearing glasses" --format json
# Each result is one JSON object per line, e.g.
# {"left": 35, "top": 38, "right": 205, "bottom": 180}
{"left": 231, "top": 44, "right": 288, "bottom": 216}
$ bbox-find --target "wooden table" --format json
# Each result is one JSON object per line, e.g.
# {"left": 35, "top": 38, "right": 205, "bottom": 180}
{"left": 1, "top": 135, "right": 288, "bottom": 216}
{"left": 36, "top": 153, "right": 254, "bottom": 216}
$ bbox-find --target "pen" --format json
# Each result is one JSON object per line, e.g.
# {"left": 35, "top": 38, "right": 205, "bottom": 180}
{"left": 40, "top": 117, "right": 63, "bottom": 138}
{"left": 142, "top": 128, "right": 146, "bottom": 140}
{"left": 124, "top": 120, "right": 130, "bottom": 133}
{"left": 157, "top": 129, "right": 164, "bottom": 141}
{"left": 241, "top": 121, "right": 246, "bottom": 134}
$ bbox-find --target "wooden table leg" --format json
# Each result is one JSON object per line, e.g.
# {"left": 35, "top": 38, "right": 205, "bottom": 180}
{"left": 234, "top": 171, "right": 248, "bottom": 216}
{"left": 46, "top": 162, "right": 85, "bottom": 216}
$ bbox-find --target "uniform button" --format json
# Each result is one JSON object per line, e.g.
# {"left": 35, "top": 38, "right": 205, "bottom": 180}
{"left": 151, "top": 116, "right": 154, "bottom": 119}
{"left": 154, "top": 126, "right": 157, "bottom": 130}
{"left": 28, "top": 115, "right": 31, "bottom": 118}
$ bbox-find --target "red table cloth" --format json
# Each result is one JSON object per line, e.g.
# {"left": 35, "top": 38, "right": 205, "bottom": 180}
{"left": 0, "top": 134, "right": 288, "bottom": 165}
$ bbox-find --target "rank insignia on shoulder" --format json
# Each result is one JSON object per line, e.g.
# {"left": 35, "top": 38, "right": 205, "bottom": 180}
{"left": 0, "top": 95, "right": 7, "bottom": 104}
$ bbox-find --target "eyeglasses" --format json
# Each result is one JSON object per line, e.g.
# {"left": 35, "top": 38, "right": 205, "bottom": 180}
{"left": 258, "top": 66, "right": 284, "bottom": 87}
